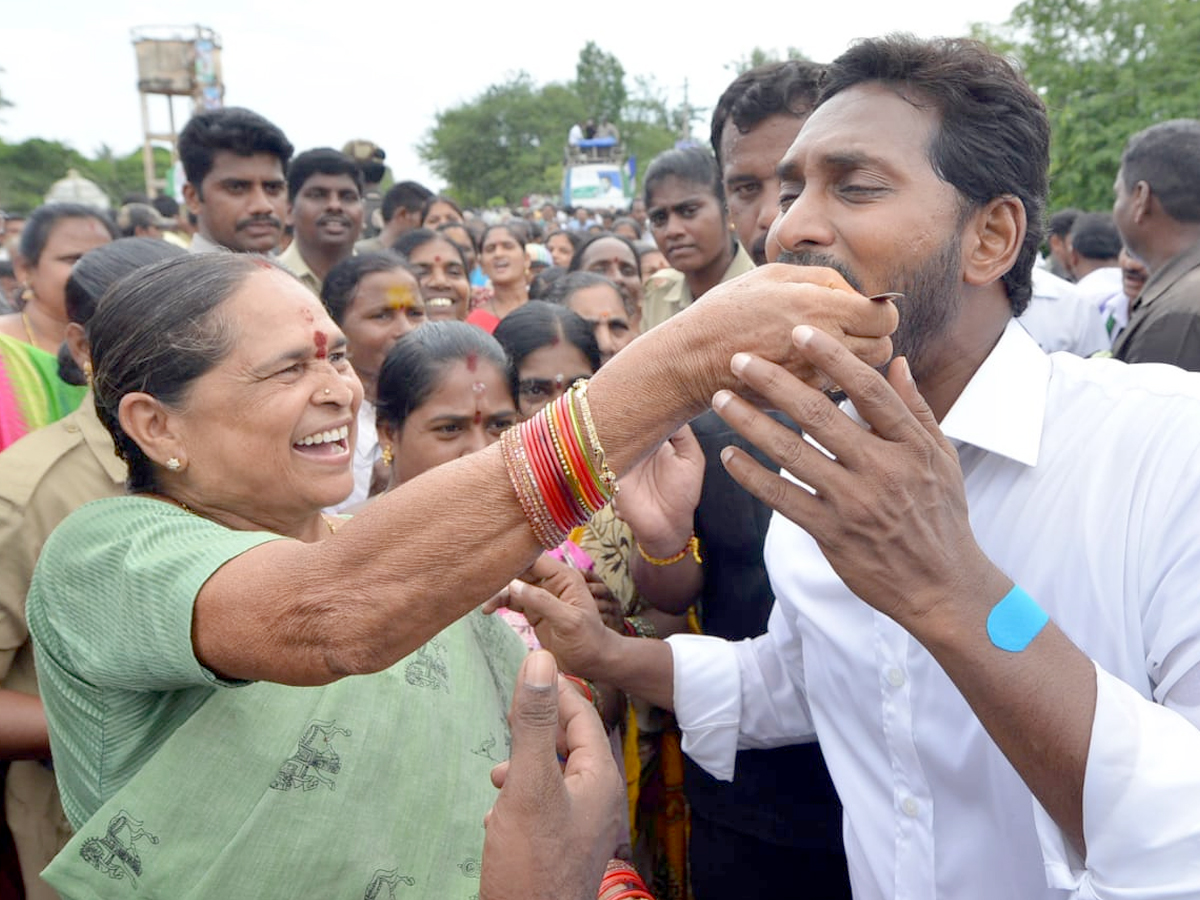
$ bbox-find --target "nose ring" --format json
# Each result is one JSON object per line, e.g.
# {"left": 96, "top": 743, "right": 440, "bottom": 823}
{"left": 324, "top": 388, "right": 331, "bottom": 395}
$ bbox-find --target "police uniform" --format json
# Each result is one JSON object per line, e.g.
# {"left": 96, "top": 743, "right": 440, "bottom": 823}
{"left": 640, "top": 241, "right": 755, "bottom": 330}
{"left": 0, "top": 398, "right": 126, "bottom": 899}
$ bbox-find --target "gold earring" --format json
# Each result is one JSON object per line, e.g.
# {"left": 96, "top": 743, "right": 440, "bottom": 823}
{"left": 381, "top": 444, "right": 394, "bottom": 466}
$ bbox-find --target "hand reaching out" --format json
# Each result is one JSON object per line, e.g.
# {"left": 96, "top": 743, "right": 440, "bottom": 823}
{"left": 615, "top": 425, "right": 704, "bottom": 553}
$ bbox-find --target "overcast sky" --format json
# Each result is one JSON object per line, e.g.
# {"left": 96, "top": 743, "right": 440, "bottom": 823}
{"left": 2, "top": 0, "right": 1020, "bottom": 197}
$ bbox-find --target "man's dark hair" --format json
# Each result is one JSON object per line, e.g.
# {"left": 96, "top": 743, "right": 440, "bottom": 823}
{"left": 1068, "top": 212, "right": 1122, "bottom": 261}
{"left": 821, "top": 35, "right": 1049, "bottom": 316}
{"left": 644, "top": 146, "right": 725, "bottom": 206}
{"left": 151, "top": 195, "right": 180, "bottom": 218}
{"left": 382, "top": 181, "right": 434, "bottom": 223}
{"left": 1121, "top": 119, "right": 1200, "bottom": 224}
{"left": 1047, "top": 208, "right": 1081, "bottom": 240}
{"left": 178, "top": 107, "right": 294, "bottom": 191}
{"left": 710, "top": 60, "right": 825, "bottom": 166}
{"left": 286, "top": 148, "right": 364, "bottom": 201}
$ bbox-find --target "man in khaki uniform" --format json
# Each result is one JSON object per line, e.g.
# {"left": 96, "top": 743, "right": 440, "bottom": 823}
{"left": 0, "top": 399, "right": 127, "bottom": 899}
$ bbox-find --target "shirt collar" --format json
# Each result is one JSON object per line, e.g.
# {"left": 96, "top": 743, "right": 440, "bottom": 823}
{"left": 937, "top": 319, "right": 1049, "bottom": 467}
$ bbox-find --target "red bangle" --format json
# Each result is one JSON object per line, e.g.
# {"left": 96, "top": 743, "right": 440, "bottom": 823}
{"left": 552, "top": 394, "right": 607, "bottom": 511}
{"left": 547, "top": 399, "right": 600, "bottom": 514}
{"left": 561, "top": 674, "right": 594, "bottom": 703}
{"left": 603, "top": 889, "right": 654, "bottom": 900}
{"left": 524, "top": 417, "right": 578, "bottom": 532}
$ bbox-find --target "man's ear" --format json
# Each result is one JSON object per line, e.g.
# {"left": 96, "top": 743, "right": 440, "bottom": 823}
{"left": 962, "top": 195, "right": 1024, "bottom": 287}
{"left": 118, "top": 392, "right": 187, "bottom": 471}
{"left": 182, "top": 181, "right": 202, "bottom": 218}
{"left": 1130, "top": 180, "right": 1154, "bottom": 225}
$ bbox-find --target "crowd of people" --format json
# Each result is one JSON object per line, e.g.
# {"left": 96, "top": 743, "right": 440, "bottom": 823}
{"left": 2, "top": 31, "right": 1200, "bottom": 900}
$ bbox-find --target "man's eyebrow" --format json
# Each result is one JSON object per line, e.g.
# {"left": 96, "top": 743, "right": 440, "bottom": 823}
{"left": 726, "top": 173, "right": 761, "bottom": 185}
{"left": 778, "top": 150, "right": 887, "bottom": 181}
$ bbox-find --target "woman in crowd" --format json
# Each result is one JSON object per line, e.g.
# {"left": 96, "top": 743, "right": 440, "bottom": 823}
{"left": 419, "top": 195, "right": 465, "bottom": 230}
{"left": 393, "top": 228, "right": 472, "bottom": 322}
{"left": 546, "top": 229, "right": 580, "bottom": 269}
{"left": 468, "top": 224, "right": 529, "bottom": 334}
{"left": 636, "top": 242, "right": 670, "bottom": 280}
{"left": 0, "top": 204, "right": 115, "bottom": 450}
{"left": 26, "top": 250, "right": 895, "bottom": 897}
{"left": 546, "top": 272, "right": 639, "bottom": 365}
{"left": 0, "top": 237, "right": 184, "bottom": 900}
{"left": 568, "top": 234, "right": 644, "bottom": 327}
{"left": 641, "top": 147, "right": 754, "bottom": 330}
{"left": 319, "top": 252, "right": 426, "bottom": 510}
{"left": 493, "top": 300, "right": 598, "bottom": 419}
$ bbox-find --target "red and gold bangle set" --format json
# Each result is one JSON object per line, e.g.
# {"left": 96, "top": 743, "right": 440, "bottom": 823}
{"left": 502, "top": 380, "right": 619, "bottom": 549}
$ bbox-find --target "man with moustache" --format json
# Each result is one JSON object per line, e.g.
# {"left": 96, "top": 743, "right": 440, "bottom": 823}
{"left": 518, "top": 35, "right": 1200, "bottom": 899}
{"left": 631, "top": 59, "right": 851, "bottom": 900}
{"left": 178, "top": 107, "right": 293, "bottom": 255}
{"left": 713, "top": 60, "right": 824, "bottom": 266}
{"left": 277, "top": 148, "right": 364, "bottom": 294}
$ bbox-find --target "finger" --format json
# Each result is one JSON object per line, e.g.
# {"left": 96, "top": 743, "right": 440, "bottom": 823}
{"left": 792, "top": 325, "right": 931, "bottom": 449}
{"left": 502, "top": 650, "right": 563, "bottom": 800}
{"left": 490, "top": 760, "right": 510, "bottom": 789}
{"left": 886, "top": 356, "right": 958, "bottom": 458}
{"left": 520, "top": 552, "right": 572, "bottom": 584}
{"left": 718, "top": 444, "right": 832, "bottom": 544}
{"left": 711, "top": 387, "right": 843, "bottom": 496}
{"left": 480, "top": 584, "right": 514, "bottom": 615}
{"left": 840, "top": 333, "right": 896, "bottom": 369}
{"left": 556, "top": 670, "right": 619, "bottom": 784}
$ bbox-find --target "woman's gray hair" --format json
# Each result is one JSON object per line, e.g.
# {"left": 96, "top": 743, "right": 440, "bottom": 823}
{"left": 89, "top": 253, "right": 279, "bottom": 492}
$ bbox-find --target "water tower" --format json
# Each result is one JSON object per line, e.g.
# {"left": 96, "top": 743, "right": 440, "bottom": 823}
{"left": 130, "top": 25, "right": 224, "bottom": 197}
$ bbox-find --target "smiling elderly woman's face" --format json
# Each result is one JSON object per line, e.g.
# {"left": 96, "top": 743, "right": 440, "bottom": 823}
{"left": 168, "top": 268, "right": 364, "bottom": 523}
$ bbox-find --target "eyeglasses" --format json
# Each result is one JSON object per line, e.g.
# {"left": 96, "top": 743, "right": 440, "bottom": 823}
{"left": 518, "top": 373, "right": 591, "bottom": 404}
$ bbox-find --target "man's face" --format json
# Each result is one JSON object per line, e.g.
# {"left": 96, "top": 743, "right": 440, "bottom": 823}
{"left": 767, "top": 83, "right": 968, "bottom": 377}
{"left": 630, "top": 198, "right": 647, "bottom": 226}
{"left": 185, "top": 151, "right": 287, "bottom": 252}
{"left": 289, "top": 172, "right": 363, "bottom": 257}
{"left": 1111, "top": 167, "right": 1142, "bottom": 260}
{"left": 721, "top": 112, "right": 806, "bottom": 265}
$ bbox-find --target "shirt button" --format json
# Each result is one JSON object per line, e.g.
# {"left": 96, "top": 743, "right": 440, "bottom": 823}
{"left": 901, "top": 797, "right": 919, "bottom": 818}
{"left": 886, "top": 667, "right": 906, "bottom": 688}
{"left": 64, "top": 423, "right": 79, "bottom": 433}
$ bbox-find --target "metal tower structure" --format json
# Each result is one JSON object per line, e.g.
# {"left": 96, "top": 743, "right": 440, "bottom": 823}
{"left": 130, "top": 25, "right": 224, "bottom": 197}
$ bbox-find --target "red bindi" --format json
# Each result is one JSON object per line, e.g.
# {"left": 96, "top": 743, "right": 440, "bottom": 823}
{"left": 314, "top": 331, "right": 328, "bottom": 359}
{"left": 473, "top": 410, "right": 483, "bottom": 425}
{"left": 465, "top": 353, "right": 478, "bottom": 372}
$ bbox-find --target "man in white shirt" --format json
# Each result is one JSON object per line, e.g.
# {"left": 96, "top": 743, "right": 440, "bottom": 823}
{"left": 509, "top": 35, "right": 1200, "bottom": 900}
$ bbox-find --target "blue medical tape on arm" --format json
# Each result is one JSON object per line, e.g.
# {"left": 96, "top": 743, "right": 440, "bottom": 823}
{"left": 986, "top": 585, "right": 1049, "bottom": 652}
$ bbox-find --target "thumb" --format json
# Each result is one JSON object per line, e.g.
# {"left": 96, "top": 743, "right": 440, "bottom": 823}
{"left": 505, "top": 650, "right": 561, "bottom": 786}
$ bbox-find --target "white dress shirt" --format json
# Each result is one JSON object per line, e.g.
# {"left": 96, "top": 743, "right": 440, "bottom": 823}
{"left": 1074, "top": 266, "right": 1128, "bottom": 343}
{"left": 669, "top": 321, "right": 1200, "bottom": 899}
{"left": 1018, "top": 267, "right": 1111, "bottom": 356}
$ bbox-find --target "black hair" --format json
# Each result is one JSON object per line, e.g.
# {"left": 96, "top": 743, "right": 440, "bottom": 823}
{"left": 546, "top": 230, "right": 582, "bottom": 253}
{"left": 286, "top": 148, "right": 364, "bottom": 202}
{"left": 710, "top": 60, "right": 825, "bottom": 166}
{"left": 178, "top": 107, "right": 294, "bottom": 190}
{"left": 1047, "top": 208, "right": 1081, "bottom": 240}
{"left": 529, "top": 266, "right": 568, "bottom": 300}
{"left": 543, "top": 271, "right": 620, "bottom": 308}
{"left": 568, "top": 233, "right": 643, "bottom": 279}
{"left": 382, "top": 181, "right": 434, "bottom": 223}
{"left": 492, "top": 301, "right": 601, "bottom": 399}
{"left": 375, "top": 321, "right": 510, "bottom": 431}
{"left": 88, "top": 253, "right": 269, "bottom": 492}
{"left": 419, "top": 195, "right": 464, "bottom": 226}
{"left": 480, "top": 223, "right": 527, "bottom": 250}
{"left": 1121, "top": 120, "right": 1200, "bottom": 223}
{"left": 320, "top": 251, "right": 413, "bottom": 324}
{"left": 644, "top": 146, "right": 725, "bottom": 207}
{"left": 57, "top": 238, "right": 186, "bottom": 385}
{"left": 437, "top": 221, "right": 478, "bottom": 254}
{"left": 151, "top": 195, "right": 180, "bottom": 218}
{"left": 820, "top": 35, "right": 1049, "bottom": 316}
{"left": 392, "top": 228, "right": 468, "bottom": 268}
{"left": 18, "top": 204, "right": 117, "bottom": 266}
{"left": 1068, "top": 212, "right": 1122, "bottom": 261}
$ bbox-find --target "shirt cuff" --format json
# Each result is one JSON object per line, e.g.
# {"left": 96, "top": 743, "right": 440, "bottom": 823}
{"left": 1038, "top": 661, "right": 1200, "bottom": 898}
{"left": 666, "top": 632, "right": 742, "bottom": 782}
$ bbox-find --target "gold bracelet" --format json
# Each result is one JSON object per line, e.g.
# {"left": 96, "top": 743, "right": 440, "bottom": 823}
{"left": 636, "top": 534, "right": 702, "bottom": 566}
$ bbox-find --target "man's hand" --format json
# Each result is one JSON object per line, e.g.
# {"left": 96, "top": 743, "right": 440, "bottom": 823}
{"left": 480, "top": 651, "right": 624, "bottom": 900}
{"left": 615, "top": 425, "right": 704, "bottom": 556}
{"left": 713, "top": 324, "right": 1008, "bottom": 626}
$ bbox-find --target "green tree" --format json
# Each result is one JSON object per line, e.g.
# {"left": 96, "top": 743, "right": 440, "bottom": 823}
{"left": 976, "top": 0, "right": 1200, "bottom": 213}
{"left": 0, "top": 138, "right": 172, "bottom": 213}
{"left": 622, "top": 76, "right": 681, "bottom": 184}
{"left": 573, "top": 41, "right": 627, "bottom": 124}
{"left": 726, "top": 45, "right": 809, "bottom": 75}
{"left": 419, "top": 73, "right": 585, "bottom": 208}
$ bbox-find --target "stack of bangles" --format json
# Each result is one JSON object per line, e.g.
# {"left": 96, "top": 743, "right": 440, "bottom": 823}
{"left": 561, "top": 674, "right": 603, "bottom": 718}
{"left": 501, "top": 380, "right": 619, "bottom": 549}
{"left": 598, "top": 859, "right": 654, "bottom": 900}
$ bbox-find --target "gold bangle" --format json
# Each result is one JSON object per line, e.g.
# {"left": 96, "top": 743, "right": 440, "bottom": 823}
{"left": 636, "top": 534, "right": 702, "bottom": 566}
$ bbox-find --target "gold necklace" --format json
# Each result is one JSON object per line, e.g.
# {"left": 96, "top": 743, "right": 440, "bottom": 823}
{"left": 20, "top": 310, "right": 37, "bottom": 346}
